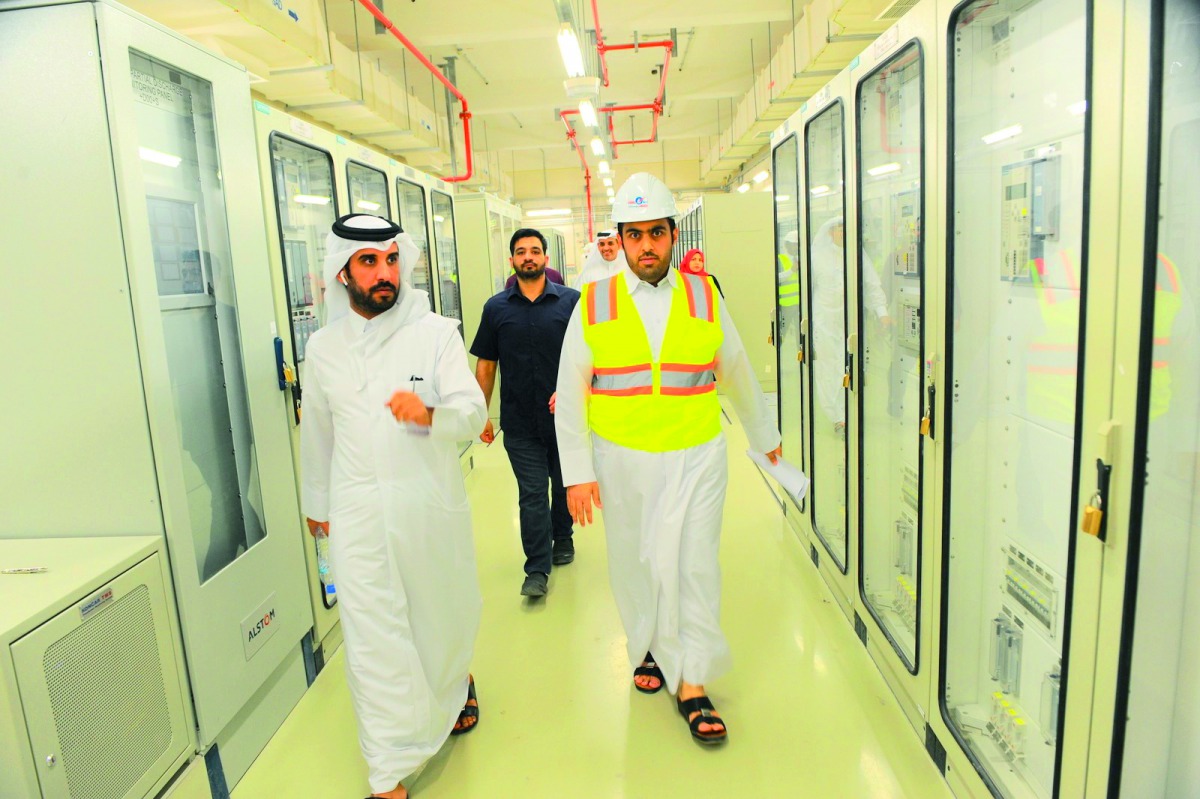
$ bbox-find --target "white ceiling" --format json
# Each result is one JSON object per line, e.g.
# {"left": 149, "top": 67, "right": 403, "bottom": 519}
{"left": 328, "top": 0, "right": 795, "bottom": 174}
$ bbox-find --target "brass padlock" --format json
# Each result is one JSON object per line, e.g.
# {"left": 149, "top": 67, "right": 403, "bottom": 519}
{"left": 920, "top": 416, "right": 931, "bottom": 435}
{"left": 1081, "top": 493, "right": 1103, "bottom": 537}
{"left": 842, "top": 373, "right": 851, "bottom": 388}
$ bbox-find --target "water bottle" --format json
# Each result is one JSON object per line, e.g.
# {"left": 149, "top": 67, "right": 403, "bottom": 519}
{"left": 315, "top": 527, "right": 335, "bottom": 600}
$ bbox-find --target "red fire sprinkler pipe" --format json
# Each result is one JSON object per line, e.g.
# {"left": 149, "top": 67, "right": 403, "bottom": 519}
{"left": 356, "top": 0, "right": 474, "bottom": 182}
{"left": 561, "top": 112, "right": 595, "bottom": 240}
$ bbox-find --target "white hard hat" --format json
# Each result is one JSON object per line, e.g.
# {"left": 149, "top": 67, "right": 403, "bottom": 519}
{"left": 784, "top": 230, "right": 800, "bottom": 245}
{"left": 611, "top": 172, "right": 677, "bottom": 223}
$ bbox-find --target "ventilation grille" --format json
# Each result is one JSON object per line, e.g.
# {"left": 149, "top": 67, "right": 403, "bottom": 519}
{"left": 43, "top": 585, "right": 173, "bottom": 799}
{"left": 877, "top": 0, "right": 921, "bottom": 19}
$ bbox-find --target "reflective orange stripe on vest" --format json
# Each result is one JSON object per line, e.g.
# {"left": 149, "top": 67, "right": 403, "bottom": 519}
{"left": 660, "top": 360, "right": 717, "bottom": 395}
{"left": 586, "top": 275, "right": 620, "bottom": 325}
{"left": 682, "top": 271, "right": 716, "bottom": 322}
{"left": 592, "top": 364, "right": 653, "bottom": 395}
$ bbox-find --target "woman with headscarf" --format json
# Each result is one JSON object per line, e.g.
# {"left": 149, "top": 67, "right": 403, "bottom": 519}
{"left": 678, "top": 248, "right": 723, "bottom": 296}
{"left": 810, "top": 217, "right": 889, "bottom": 432}
{"left": 301, "top": 214, "right": 488, "bottom": 799}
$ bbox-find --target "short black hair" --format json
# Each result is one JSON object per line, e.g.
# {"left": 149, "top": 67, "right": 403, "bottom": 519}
{"left": 509, "top": 228, "right": 547, "bottom": 255}
{"left": 616, "top": 218, "right": 677, "bottom": 236}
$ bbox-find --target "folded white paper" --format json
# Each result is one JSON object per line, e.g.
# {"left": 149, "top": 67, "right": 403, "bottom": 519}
{"left": 747, "top": 449, "right": 810, "bottom": 504}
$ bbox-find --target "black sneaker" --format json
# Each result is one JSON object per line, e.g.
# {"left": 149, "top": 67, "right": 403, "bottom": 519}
{"left": 520, "top": 572, "right": 548, "bottom": 597}
{"left": 552, "top": 540, "right": 575, "bottom": 566}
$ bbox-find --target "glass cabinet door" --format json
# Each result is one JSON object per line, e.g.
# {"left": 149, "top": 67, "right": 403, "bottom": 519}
{"left": 773, "top": 136, "right": 805, "bottom": 510}
{"left": 346, "top": 160, "right": 390, "bottom": 217}
{"left": 857, "top": 43, "right": 925, "bottom": 670}
{"left": 268, "top": 134, "right": 337, "bottom": 382}
{"left": 131, "top": 50, "right": 269, "bottom": 585}
{"left": 1110, "top": 0, "right": 1200, "bottom": 792}
{"left": 805, "top": 103, "right": 849, "bottom": 569}
{"left": 488, "top": 209, "right": 506, "bottom": 294}
{"left": 396, "top": 178, "right": 436, "bottom": 311}
{"left": 431, "top": 190, "right": 463, "bottom": 327}
{"left": 942, "top": 0, "right": 1089, "bottom": 794}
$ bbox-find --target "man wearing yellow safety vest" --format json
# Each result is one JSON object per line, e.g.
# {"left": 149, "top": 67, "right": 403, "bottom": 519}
{"left": 777, "top": 229, "right": 806, "bottom": 333}
{"left": 555, "top": 172, "right": 782, "bottom": 746}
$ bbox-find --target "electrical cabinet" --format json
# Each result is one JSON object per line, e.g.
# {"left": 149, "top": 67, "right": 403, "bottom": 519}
{"left": 0, "top": 3, "right": 311, "bottom": 789}
{"left": 0, "top": 538, "right": 192, "bottom": 799}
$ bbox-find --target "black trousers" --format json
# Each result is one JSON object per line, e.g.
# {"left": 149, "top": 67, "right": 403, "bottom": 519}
{"left": 502, "top": 430, "right": 574, "bottom": 575}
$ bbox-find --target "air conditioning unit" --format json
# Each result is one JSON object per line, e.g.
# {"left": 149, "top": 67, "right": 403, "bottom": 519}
{"left": 0, "top": 537, "right": 194, "bottom": 799}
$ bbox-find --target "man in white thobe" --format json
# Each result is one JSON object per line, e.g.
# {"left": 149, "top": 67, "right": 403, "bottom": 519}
{"left": 301, "top": 214, "right": 487, "bottom": 799}
{"left": 571, "top": 228, "right": 624, "bottom": 288}
{"left": 556, "top": 174, "right": 781, "bottom": 746}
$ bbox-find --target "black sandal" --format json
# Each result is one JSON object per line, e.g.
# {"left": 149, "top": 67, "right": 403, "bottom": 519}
{"left": 450, "top": 676, "right": 478, "bottom": 736}
{"left": 677, "top": 695, "right": 727, "bottom": 745}
{"left": 633, "top": 652, "right": 665, "bottom": 694}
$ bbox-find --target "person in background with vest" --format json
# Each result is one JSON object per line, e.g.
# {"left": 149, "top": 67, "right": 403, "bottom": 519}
{"left": 555, "top": 173, "right": 782, "bottom": 746}
{"left": 473, "top": 228, "right": 581, "bottom": 598}
{"left": 573, "top": 228, "right": 625, "bottom": 288}
{"left": 777, "top": 231, "right": 801, "bottom": 341}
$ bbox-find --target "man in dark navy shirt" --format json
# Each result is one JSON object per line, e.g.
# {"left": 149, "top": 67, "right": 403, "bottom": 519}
{"left": 471, "top": 228, "right": 580, "bottom": 599}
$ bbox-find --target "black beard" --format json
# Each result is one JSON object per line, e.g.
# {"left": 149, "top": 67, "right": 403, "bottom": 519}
{"left": 347, "top": 279, "right": 399, "bottom": 314}
{"left": 514, "top": 263, "right": 546, "bottom": 281}
{"left": 629, "top": 253, "right": 671, "bottom": 286}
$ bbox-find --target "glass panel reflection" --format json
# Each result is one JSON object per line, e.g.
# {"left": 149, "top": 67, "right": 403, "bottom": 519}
{"left": 431, "top": 191, "right": 463, "bottom": 326}
{"left": 488, "top": 209, "right": 507, "bottom": 294}
{"left": 131, "top": 51, "right": 267, "bottom": 583}
{"left": 269, "top": 134, "right": 336, "bottom": 378}
{"left": 943, "top": 0, "right": 1087, "bottom": 793}
{"left": 773, "top": 136, "right": 805, "bottom": 512}
{"left": 396, "top": 178, "right": 436, "bottom": 311}
{"left": 346, "top": 160, "right": 390, "bottom": 217}
{"left": 857, "top": 43, "right": 923, "bottom": 669}
{"left": 1115, "top": 0, "right": 1200, "bottom": 792}
{"left": 805, "top": 103, "right": 849, "bottom": 569}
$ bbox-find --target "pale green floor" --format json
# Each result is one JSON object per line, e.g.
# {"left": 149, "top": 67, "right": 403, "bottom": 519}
{"left": 218, "top": 409, "right": 951, "bottom": 799}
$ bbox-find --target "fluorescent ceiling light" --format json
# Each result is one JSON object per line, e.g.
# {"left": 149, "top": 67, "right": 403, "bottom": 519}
{"left": 810, "top": 185, "right": 831, "bottom": 196}
{"left": 578, "top": 99, "right": 598, "bottom": 128}
{"left": 737, "top": 184, "right": 750, "bottom": 193}
{"left": 602, "top": 177, "right": 612, "bottom": 187}
{"left": 776, "top": 195, "right": 791, "bottom": 203}
{"left": 434, "top": 215, "right": 445, "bottom": 222}
{"left": 598, "top": 160, "right": 610, "bottom": 174}
{"left": 293, "top": 194, "right": 331, "bottom": 205}
{"left": 557, "top": 24, "right": 586, "bottom": 79}
{"left": 982, "top": 124, "right": 1023, "bottom": 145}
{"left": 528, "top": 208, "right": 572, "bottom": 217}
{"left": 355, "top": 200, "right": 381, "bottom": 211}
{"left": 590, "top": 137, "right": 605, "bottom": 156}
{"left": 139, "top": 146, "right": 181, "bottom": 168}
{"left": 867, "top": 162, "right": 902, "bottom": 177}
{"left": 1067, "top": 100, "right": 1087, "bottom": 116}
{"left": 752, "top": 170, "right": 769, "bottom": 184}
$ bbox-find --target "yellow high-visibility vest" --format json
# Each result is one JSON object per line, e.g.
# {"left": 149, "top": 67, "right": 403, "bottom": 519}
{"left": 777, "top": 254, "right": 800, "bottom": 307}
{"left": 582, "top": 272, "right": 724, "bottom": 451}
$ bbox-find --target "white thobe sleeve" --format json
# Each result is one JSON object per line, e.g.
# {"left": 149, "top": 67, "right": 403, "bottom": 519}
{"left": 555, "top": 304, "right": 596, "bottom": 486}
{"left": 429, "top": 329, "right": 488, "bottom": 441}
{"left": 300, "top": 360, "right": 334, "bottom": 523}
{"left": 862, "top": 249, "right": 890, "bottom": 318}
{"left": 715, "top": 302, "right": 782, "bottom": 456}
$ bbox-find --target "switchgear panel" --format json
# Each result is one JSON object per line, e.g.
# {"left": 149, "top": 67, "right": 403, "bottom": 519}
{"left": 891, "top": 189, "right": 920, "bottom": 277}
{"left": 1001, "top": 154, "right": 1060, "bottom": 281}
